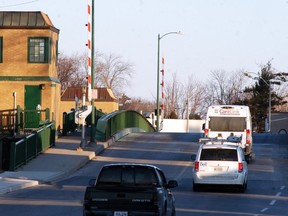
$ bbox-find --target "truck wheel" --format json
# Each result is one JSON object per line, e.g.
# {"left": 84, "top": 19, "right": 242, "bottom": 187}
{"left": 171, "top": 205, "right": 176, "bottom": 216}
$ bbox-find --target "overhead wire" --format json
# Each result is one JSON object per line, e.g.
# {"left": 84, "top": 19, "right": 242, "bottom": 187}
{"left": 0, "top": 0, "right": 39, "bottom": 8}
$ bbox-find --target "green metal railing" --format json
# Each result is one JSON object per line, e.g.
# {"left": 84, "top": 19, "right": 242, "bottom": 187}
{"left": 96, "top": 110, "right": 155, "bottom": 141}
{"left": 62, "top": 109, "right": 77, "bottom": 136}
{"left": 62, "top": 107, "right": 106, "bottom": 136}
{"left": 1, "top": 122, "right": 55, "bottom": 171}
{"left": 0, "top": 109, "right": 17, "bottom": 136}
{"left": 0, "top": 106, "right": 51, "bottom": 137}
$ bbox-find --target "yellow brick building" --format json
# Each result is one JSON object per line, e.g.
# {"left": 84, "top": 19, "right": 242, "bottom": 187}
{"left": 0, "top": 11, "right": 119, "bottom": 132}
{"left": 0, "top": 11, "right": 60, "bottom": 130}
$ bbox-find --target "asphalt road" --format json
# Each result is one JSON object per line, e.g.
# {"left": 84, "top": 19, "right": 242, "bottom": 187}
{"left": 0, "top": 132, "right": 287, "bottom": 216}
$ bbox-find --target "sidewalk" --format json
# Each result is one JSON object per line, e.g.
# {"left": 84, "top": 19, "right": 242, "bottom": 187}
{"left": 0, "top": 132, "right": 111, "bottom": 195}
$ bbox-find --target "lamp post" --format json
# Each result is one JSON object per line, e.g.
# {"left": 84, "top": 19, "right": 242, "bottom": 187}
{"left": 156, "top": 31, "right": 181, "bottom": 132}
{"left": 243, "top": 72, "right": 280, "bottom": 132}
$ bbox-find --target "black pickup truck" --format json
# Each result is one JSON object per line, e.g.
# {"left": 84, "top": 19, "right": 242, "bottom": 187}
{"left": 83, "top": 163, "right": 178, "bottom": 216}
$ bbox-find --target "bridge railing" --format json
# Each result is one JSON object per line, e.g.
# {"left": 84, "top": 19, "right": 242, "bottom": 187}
{"left": 96, "top": 110, "right": 155, "bottom": 141}
{"left": 0, "top": 109, "right": 17, "bottom": 136}
{"left": 62, "top": 107, "right": 106, "bottom": 136}
{"left": 1, "top": 122, "right": 55, "bottom": 171}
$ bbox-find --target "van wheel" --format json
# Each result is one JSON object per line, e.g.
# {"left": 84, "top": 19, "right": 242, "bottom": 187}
{"left": 245, "top": 155, "right": 252, "bottom": 164}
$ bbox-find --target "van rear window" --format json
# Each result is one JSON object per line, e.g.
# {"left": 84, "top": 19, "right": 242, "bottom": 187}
{"left": 209, "top": 117, "right": 246, "bottom": 132}
{"left": 200, "top": 149, "right": 238, "bottom": 161}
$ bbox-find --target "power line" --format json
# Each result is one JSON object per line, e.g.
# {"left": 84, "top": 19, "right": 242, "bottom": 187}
{"left": 0, "top": 0, "right": 39, "bottom": 8}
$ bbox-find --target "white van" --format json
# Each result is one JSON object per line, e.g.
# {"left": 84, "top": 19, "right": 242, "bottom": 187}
{"left": 202, "top": 105, "right": 253, "bottom": 161}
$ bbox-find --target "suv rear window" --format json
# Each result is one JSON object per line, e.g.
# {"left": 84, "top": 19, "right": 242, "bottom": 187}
{"left": 200, "top": 149, "right": 238, "bottom": 161}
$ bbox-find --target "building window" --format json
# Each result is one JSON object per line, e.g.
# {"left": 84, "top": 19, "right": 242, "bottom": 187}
{"left": 0, "top": 37, "right": 3, "bottom": 63}
{"left": 28, "top": 37, "right": 51, "bottom": 63}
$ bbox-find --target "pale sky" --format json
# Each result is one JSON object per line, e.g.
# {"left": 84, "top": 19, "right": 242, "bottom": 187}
{"left": 1, "top": 0, "right": 288, "bottom": 100}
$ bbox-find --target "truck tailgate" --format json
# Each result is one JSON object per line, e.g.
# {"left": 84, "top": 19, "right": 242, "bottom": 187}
{"left": 84, "top": 186, "right": 160, "bottom": 212}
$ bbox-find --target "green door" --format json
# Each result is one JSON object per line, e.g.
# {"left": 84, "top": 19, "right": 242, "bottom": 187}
{"left": 25, "top": 85, "right": 41, "bottom": 128}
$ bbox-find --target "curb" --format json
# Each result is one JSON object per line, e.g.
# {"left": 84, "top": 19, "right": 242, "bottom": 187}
{"left": 0, "top": 177, "right": 39, "bottom": 195}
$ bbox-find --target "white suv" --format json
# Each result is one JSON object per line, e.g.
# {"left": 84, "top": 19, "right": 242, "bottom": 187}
{"left": 192, "top": 144, "right": 248, "bottom": 192}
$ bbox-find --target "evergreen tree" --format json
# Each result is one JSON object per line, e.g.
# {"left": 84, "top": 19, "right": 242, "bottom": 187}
{"left": 239, "top": 62, "right": 286, "bottom": 132}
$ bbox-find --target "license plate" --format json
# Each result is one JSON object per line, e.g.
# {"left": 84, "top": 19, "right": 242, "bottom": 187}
{"left": 114, "top": 211, "right": 128, "bottom": 216}
{"left": 214, "top": 167, "right": 222, "bottom": 172}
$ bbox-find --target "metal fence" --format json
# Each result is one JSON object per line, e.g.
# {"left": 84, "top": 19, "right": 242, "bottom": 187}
{"left": 1, "top": 122, "right": 55, "bottom": 171}
{"left": 62, "top": 107, "right": 106, "bottom": 136}
{"left": 96, "top": 110, "right": 155, "bottom": 141}
{"left": 0, "top": 106, "right": 50, "bottom": 137}
{"left": 62, "top": 109, "right": 77, "bottom": 136}
{"left": 0, "top": 109, "right": 17, "bottom": 136}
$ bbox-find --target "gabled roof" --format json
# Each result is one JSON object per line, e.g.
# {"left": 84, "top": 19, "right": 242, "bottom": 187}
{"left": 0, "top": 11, "right": 59, "bottom": 32}
{"left": 61, "top": 87, "right": 118, "bottom": 102}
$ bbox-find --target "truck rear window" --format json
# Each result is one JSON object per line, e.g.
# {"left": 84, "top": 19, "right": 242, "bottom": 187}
{"left": 200, "top": 149, "right": 238, "bottom": 161}
{"left": 97, "top": 166, "right": 158, "bottom": 186}
{"left": 209, "top": 117, "right": 246, "bottom": 132}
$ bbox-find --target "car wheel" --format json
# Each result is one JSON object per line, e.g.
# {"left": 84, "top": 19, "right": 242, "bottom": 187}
{"left": 238, "top": 182, "right": 246, "bottom": 193}
{"left": 193, "top": 182, "right": 200, "bottom": 192}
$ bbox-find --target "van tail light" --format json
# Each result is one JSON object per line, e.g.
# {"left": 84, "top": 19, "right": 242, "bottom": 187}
{"left": 246, "top": 129, "right": 251, "bottom": 145}
{"left": 238, "top": 162, "right": 243, "bottom": 173}
{"left": 204, "top": 129, "right": 209, "bottom": 137}
{"left": 194, "top": 161, "right": 199, "bottom": 172}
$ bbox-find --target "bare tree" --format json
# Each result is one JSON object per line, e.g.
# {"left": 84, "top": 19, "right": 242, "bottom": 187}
{"left": 204, "top": 69, "right": 247, "bottom": 106}
{"left": 186, "top": 77, "right": 206, "bottom": 119}
{"left": 57, "top": 53, "right": 87, "bottom": 93}
{"left": 96, "top": 53, "right": 134, "bottom": 98}
{"left": 164, "top": 73, "right": 184, "bottom": 119}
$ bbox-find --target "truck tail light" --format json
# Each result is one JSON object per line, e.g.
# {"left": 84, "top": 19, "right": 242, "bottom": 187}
{"left": 238, "top": 162, "right": 243, "bottom": 173}
{"left": 194, "top": 161, "right": 199, "bottom": 172}
{"left": 152, "top": 194, "right": 159, "bottom": 204}
{"left": 246, "top": 129, "right": 251, "bottom": 145}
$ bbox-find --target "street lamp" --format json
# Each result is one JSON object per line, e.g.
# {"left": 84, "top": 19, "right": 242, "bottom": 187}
{"left": 156, "top": 31, "right": 181, "bottom": 132}
{"left": 243, "top": 72, "right": 280, "bottom": 132}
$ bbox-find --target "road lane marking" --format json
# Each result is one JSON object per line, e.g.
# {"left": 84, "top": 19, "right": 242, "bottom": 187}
{"left": 260, "top": 208, "right": 268, "bottom": 213}
{"left": 269, "top": 200, "right": 276, "bottom": 205}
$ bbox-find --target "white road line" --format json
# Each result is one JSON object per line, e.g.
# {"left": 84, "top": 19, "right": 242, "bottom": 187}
{"left": 261, "top": 208, "right": 268, "bottom": 213}
{"left": 269, "top": 200, "right": 276, "bottom": 206}
{"left": 280, "top": 185, "right": 285, "bottom": 190}
{"left": 276, "top": 192, "right": 281, "bottom": 196}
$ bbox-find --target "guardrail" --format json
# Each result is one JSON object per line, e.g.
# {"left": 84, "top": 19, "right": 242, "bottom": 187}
{"left": 0, "top": 106, "right": 50, "bottom": 137}
{"left": 62, "top": 107, "right": 106, "bottom": 136}
{"left": 0, "top": 109, "right": 17, "bottom": 136}
{"left": 62, "top": 109, "right": 77, "bottom": 136}
{"left": 96, "top": 110, "right": 155, "bottom": 141}
{"left": 1, "top": 122, "right": 55, "bottom": 171}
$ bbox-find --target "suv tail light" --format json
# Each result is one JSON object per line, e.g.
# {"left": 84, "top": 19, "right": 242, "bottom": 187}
{"left": 238, "top": 162, "right": 243, "bottom": 173}
{"left": 194, "top": 161, "right": 199, "bottom": 172}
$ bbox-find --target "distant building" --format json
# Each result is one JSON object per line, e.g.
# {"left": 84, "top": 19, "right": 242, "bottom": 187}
{"left": 60, "top": 87, "right": 119, "bottom": 115}
{"left": 271, "top": 112, "right": 288, "bottom": 134}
